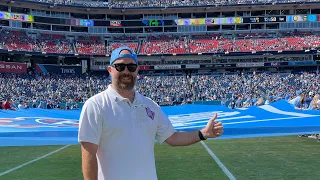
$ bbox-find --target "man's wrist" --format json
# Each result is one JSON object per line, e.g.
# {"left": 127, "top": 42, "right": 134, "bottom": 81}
{"left": 198, "top": 130, "right": 207, "bottom": 140}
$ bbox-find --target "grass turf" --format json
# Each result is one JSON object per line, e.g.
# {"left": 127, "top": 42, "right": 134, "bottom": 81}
{"left": 0, "top": 136, "right": 319, "bottom": 180}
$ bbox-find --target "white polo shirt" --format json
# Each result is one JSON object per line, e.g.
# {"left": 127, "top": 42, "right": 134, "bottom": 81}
{"left": 78, "top": 85, "right": 176, "bottom": 180}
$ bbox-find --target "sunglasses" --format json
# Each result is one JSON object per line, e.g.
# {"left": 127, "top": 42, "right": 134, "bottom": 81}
{"left": 111, "top": 63, "right": 138, "bottom": 72}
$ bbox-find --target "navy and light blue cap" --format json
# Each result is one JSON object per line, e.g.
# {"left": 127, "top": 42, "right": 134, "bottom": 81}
{"left": 110, "top": 46, "right": 138, "bottom": 65}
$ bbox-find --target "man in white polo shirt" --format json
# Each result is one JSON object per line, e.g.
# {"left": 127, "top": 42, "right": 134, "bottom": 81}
{"left": 78, "top": 46, "right": 224, "bottom": 180}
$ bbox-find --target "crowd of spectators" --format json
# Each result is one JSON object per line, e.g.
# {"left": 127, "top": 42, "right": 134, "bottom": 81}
{"left": 1, "top": 71, "right": 320, "bottom": 111}
{"left": 141, "top": 33, "right": 320, "bottom": 55}
{"left": 1, "top": 30, "right": 319, "bottom": 56}
{"left": 39, "top": 34, "right": 74, "bottom": 54}
{"left": 1, "top": 71, "right": 319, "bottom": 140}
{"left": 75, "top": 36, "right": 105, "bottom": 55}
{"left": 18, "top": 0, "right": 320, "bottom": 8}
{"left": 190, "top": 72, "right": 320, "bottom": 110}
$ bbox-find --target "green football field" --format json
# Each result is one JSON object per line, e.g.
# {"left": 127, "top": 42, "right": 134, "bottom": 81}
{"left": 0, "top": 136, "right": 319, "bottom": 180}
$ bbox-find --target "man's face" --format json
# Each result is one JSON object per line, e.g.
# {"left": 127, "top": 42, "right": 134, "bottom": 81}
{"left": 108, "top": 52, "right": 139, "bottom": 91}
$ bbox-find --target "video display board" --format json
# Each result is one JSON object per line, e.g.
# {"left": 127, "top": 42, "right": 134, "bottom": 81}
{"left": 243, "top": 16, "right": 286, "bottom": 23}
{"left": 175, "top": 17, "right": 243, "bottom": 25}
{"left": 0, "top": 12, "right": 34, "bottom": 22}
{"left": 2, "top": 10, "right": 320, "bottom": 27}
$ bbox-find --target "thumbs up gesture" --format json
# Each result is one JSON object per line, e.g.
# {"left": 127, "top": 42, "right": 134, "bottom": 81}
{"left": 200, "top": 113, "right": 223, "bottom": 139}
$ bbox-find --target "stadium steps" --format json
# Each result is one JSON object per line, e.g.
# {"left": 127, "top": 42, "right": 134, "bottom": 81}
{"left": 36, "top": 39, "right": 45, "bottom": 53}
{"left": 72, "top": 42, "right": 77, "bottom": 54}
{"left": 137, "top": 39, "right": 143, "bottom": 54}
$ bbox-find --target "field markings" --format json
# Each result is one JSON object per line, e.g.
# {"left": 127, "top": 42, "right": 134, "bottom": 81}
{"left": 201, "top": 141, "right": 236, "bottom": 180}
{"left": 0, "top": 145, "right": 71, "bottom": 177}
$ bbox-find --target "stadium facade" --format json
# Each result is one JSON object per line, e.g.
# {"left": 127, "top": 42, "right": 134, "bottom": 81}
{"left": 0, "top": 0, "right": 319, "bottom": 76}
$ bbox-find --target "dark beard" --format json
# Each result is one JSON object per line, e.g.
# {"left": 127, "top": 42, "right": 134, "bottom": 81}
{"left": 116, "top": 74, "right": 136, "bottom": 90}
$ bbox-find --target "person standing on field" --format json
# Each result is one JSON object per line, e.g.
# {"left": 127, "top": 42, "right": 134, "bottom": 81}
{"left": 78, "top": 46, "right": 224, "bottom": 180}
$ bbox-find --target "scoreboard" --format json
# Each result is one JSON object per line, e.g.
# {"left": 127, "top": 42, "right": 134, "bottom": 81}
{"left": 1, "top": 10, "right": 319, "bottom": 27}
{"left": 243, "top": 16, "right": 286, "bottom": 23}
{"left": 31, "top": 14, "right": 320, "bottom": 27}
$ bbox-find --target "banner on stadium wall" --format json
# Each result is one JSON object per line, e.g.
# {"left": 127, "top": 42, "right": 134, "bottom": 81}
{"left": 154, "top": 65, "right": 181, "bottom": 70}
{"left": 174, "top": 14, "right": 320, "bottom": 26}
{"left": 286, "top": 14, "right": 318, "bottom": 22}
{"left": 36, "top": 64, "right": 82, "bottom": 75}
{"left": 139, "top": 66, "right": 151, "bottom": 70}
{"left": 0, "top": 61, "right": 27, "bottom": 74}
{"left": 288, "top": 61, "right": 316, "bottom": 66}
{"left": 0, "top": 11, "right": 34, "bottom": 22}
{"left": 185, "top": 64, "right": 200, "bottom": 69}
{"left": 90, "top": 65, "right": 107, "bottom": 71}
{"left": 90, "top": 59, "right": 108, "bottom": 71}
{"left": 236, "top": 62, "right": 264, "bottom": 67}
{"left": 110, "top": 20, "right": 122, "bottom": 27}
{"left": 203, "top": 64, "right": 236, "bottom": 68}
{"left": 70, "top": 19, "right": 94, "bottom": 26}
{"left": 174, "top": 17, "right": 243, "bottom": 26}
{"left": 264, "top": 62, "right": 281, "bottom": 67}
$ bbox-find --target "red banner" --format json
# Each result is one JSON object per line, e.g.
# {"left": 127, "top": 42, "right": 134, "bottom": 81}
{"left": 0, "top": 61, "right": 27, "bottom": 74}
{"left": 139, "top": 66, "right": 150, "bottom": 70}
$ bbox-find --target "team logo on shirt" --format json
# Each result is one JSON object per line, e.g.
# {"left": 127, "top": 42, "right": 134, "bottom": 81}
{"left": 145, "top": 107, "right": 155, "bottom": 120}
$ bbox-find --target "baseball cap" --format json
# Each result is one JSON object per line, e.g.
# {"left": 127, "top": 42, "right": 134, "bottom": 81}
{"left": 110, "top": 46, "right": 138, "bottom": 65}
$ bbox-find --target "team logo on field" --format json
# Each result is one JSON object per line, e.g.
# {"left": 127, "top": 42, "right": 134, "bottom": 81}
{"left": 0, "top": 117, "right": 79, "bottom": 128}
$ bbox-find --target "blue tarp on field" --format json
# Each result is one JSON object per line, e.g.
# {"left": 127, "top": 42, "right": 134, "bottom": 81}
{"left": 0, "top": 100, "right": 319, "bottom": 146}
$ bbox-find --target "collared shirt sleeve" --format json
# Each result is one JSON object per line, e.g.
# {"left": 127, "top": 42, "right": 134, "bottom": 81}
{"left": 155, "top": 105, "right": 176, "bottom": 144}
{"left": 78, "top": 100, "right": 103, "bottom": 145}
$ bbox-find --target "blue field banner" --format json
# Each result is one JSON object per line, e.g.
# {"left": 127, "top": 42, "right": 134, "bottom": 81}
{"left": 0, "top": 100, "right": 319, "bottom": 146}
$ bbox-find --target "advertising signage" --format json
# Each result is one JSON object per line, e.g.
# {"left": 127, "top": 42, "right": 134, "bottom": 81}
{"left": 243, "top": 16, "right": 286, "bottom": 23}
{"left": 154, "top": 65, "right": 181, "bottom": 70}
{"left": 202, "top": 64, "right": 236, "bottom": 68}
{"left": 175, "top": 17, "right": 243, "bottom": 25}
{"left": 236, "top": 62, "right": 264, "bottom": 67}
{"left": 36, "top": 64, "right": 82, "bottom": 75}
{"left": 0, "top": 11, "right": 34, "bottom": 22}
{"left": 34, "top": 16, "right": 94, "bottom": 27}
{"left": 0, "top": 61, "right": 27, "bottom": 74}
{"left": 286, "top": 14, "right": 319, "bottom": 22}
{"left": 2, "top": 10, "right": 319, "bottom": 27}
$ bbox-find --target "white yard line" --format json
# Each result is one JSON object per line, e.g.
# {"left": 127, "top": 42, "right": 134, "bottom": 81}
{"left": 0, "top": 145, "right": 71, "bottom": 177}
{"left": 201, "top": 141, "right": 236, "bottom": 180}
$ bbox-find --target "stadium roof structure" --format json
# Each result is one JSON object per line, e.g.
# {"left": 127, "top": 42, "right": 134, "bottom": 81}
{"left": 4, "top": 0, "right": 320, "bottom": 14}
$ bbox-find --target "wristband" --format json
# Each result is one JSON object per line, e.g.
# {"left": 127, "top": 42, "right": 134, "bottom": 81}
{"left": 198, "top": 130, "right": 207, "bottom": 140}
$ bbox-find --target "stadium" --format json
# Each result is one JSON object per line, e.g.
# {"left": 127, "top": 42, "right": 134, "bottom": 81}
{"left": 0, "top": 0, "right": 320, "bottom": 179}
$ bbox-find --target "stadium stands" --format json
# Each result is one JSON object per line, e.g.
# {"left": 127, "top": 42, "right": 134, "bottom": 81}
{"left": 75, "top": 36, "right": 105, "bottom": 55}
{"left": 1, "top": 72, "right": 319, "bottom": 110}
{"left": 39, "top": 34, "right": 74, "bottom": 54}
{"left": 0, "top": 1, "right": 319, "bottom": 111}
{"left": 108, "top": 42, "right": 139, "bottom": 54}
{"left": 0, "top": 30, "right": 41, "bottom": 52}
{"left": 18, "top": 0, "right": 320, "bottom": 8}
{"left": 0, "top": 30, "right": 319, "bottom": 55}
